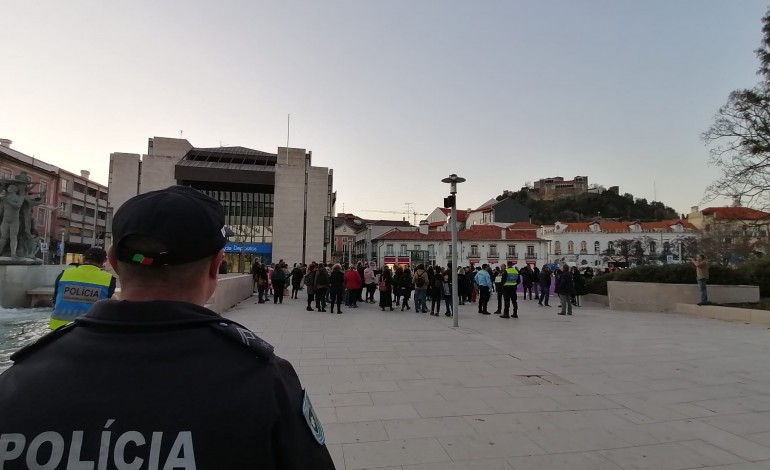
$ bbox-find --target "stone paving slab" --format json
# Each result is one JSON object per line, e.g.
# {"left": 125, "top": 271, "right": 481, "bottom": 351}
{"left": 225, "top": 294, "right": 770, "bottom": 469}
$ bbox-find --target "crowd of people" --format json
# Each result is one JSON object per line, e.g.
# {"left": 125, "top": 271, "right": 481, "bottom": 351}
{"left": 250, "top": 259, "right": 593, "bottom": 318}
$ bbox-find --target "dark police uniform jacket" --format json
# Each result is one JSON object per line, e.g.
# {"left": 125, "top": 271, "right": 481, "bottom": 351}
{"left": 0, "top": 300, "right": 336, "bottom": 470}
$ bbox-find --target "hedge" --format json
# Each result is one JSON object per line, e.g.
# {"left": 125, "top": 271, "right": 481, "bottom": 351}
{"left": 585, "top": 259, "right": 770, "bottom": 297}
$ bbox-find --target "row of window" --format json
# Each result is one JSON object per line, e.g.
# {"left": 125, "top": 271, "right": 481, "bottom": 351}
{"left": 553, "top": 240, "right": 676, "bottom": 254}
{"left": 383, "top": 243, "right": 537, "bottom": 257}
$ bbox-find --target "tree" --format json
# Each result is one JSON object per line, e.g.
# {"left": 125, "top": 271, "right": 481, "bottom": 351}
{"left": 703, "top": 9, "right": 770, "bottom": 210}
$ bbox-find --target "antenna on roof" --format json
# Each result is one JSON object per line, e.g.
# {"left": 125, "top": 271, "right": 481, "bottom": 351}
{"left": 286, "top": 114, "right": 290, "bottom": 165}
{"left": 180, "top": 130, "right": 183, "bottom": 138}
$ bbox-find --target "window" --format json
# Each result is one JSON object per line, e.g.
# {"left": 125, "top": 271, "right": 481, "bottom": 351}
{"left": 554, "top": 241, "right": 561, "bottom": 254}
{"left": 607, "top": 241, "right": 614, "bottom": 252}
{"left": 39, "top": 181, "right": 48, "bottom": 203}
{"left": 414, "top": 244, "right": 421, "bottom": 252}
{"left": 649, "top": 241, "right": 656, "bottom": 254}
{"left": 428, "top": 244, "right": 435, "bottom": 256}
{"left": 663, "top": 241, "right": 671, "bottom": 253}
{"left": 61, "top": 179, "right": 69, "bottom": 193}
{"left": 386, "top": 244, "right": 394, "bottom": 256}
{"left": 580, "top": 241, "right": 587, "bottom": 253}
{"left": 489, "top": 244, "right": 498, "bottom": 257}
{"left": 568, "top": 241, "right": 574, "bottom": 254}
{"left": 61, "top": 202, "right": 67, "bottom": 213}
{"left": 448, "top": 244, "right": 453, "bottom": 254}
{"left": 507, "top": 244, "right": 516, "bottom": 256}
{"left": 470, "top": 244, "right": 479, "bottom": 257}
{"left": 399, "top": 244, "right": 407, "bottom": 256}
{"left": 2, "top": 169, "right": 12, "bottom": 180}
{"left": 594, "top": 241, "right": 600, "bottom": 253}
{"left": 527, "top": 245, "right": 535, "bottom": 256}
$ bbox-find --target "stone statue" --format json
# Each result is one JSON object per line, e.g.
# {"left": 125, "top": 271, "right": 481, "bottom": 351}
{"left": 0, "top": 172, "right": 43, "bottom": 263}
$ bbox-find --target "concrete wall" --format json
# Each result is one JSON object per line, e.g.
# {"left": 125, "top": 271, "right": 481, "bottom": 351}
{"left": 148, "top": 137, "right": 193, "bottom": 158}
{"left": 676, "top": 303, "right": 770, "bottom": 325}
{"left": 272, "top": 148, "right": 332, "bottom": 265}
{"left": 140, "top": 155, "right": 181, "bottom": 194}
{"left": 0, "top": 265, "right": 66, "bottom": 308}
{"left": 608, "top": 281, "right": 760, "bottom": 312}
{"left": 108, "top": 153, "right": 141, "bottom": 213}
{"left": 206, "top": 274, "right": 254, "bottom": 313}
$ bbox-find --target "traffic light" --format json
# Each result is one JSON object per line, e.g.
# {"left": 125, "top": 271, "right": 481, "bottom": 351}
{"left": 443, "top": 195, "right": 455, "bottom": 208}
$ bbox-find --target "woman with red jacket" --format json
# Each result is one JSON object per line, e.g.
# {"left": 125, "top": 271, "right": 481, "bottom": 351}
{"left": 344, "top": 265, "right": 363, "bottom": 308}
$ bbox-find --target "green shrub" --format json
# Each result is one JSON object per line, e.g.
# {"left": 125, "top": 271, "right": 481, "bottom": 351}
{"left": 585, "top": 260, "right": 770, "bottom": 296}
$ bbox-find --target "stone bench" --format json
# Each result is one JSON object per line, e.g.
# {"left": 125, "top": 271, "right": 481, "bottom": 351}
{"left": 608, "top": 281, "right": 760, "bottom": 312}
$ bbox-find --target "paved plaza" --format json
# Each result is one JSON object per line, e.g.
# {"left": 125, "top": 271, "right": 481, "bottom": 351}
{"left": 225, "top": 295, "right": 770, "bottom": 470}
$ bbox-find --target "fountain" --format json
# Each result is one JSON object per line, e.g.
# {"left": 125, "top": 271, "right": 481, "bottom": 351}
{"left": 0, "top": 172, "right": 64, "bottom": 308}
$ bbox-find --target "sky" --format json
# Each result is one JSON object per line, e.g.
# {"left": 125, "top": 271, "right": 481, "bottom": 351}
{"left": 1, "top": 0, "right": 767, "bottom": 220}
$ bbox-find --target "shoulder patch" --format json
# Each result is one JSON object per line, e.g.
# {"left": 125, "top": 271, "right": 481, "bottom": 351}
{"left": 209, "top": 321, "right": 274, "bottom": 359}
{"left": 302, "top": 390, "right": 326, "bottom": 445}
{"left": 10, "top": 322, "right": 77, "bottom": 363}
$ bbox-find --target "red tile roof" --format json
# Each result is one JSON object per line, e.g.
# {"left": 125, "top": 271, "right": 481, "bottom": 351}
{"left": 560, "top": 219, "right": 695, "bottom": 233}
{"left": 701, "top": 207, "right": 770, "bottom": 221}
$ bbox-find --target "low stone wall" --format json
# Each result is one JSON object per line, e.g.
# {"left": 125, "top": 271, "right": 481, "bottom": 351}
{"left": 608, "top": 281, "right": 760, "bottom": 312}
{"left": 676, "top": 303, "right": 770, "bottom": 325}
{"left": 0, "top": 265, "right": 66, "bottom": 308}
{"left": 206, "top": 274, "right": 254, "bottom": 313}
{"left": 583, "top": 294, "right": 609, "bottom": 306}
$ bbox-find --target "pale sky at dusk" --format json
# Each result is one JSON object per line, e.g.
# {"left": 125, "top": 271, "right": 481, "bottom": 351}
{"left": 1, "top": 1, "right": 766, "bottom": 219}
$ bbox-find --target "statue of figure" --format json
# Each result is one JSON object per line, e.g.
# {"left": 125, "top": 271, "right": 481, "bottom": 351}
{"left": 0, "top": 183, "right": 25, "bottom": 257}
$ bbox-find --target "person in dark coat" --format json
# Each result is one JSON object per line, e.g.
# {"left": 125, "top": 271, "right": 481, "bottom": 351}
{"left": 571, "top": 266, "right": 586, "bottom": 307}
{"left": 314, "top": 263, "right": 329, "bottom": 312}
{"left": 532, "top": 266, "right": 541, "bottom": 300}
{"left": 456, "top": 266, "right": 467, "bottom": 305}
{"left": 430, "top": 266, "right": 443, "bottom": 315}
{"left": 290, "top": 263, "right": 304, "bottom": 299}
{"left": 303, "top": 264, "right": 317, "bottom": 312}
{"left": 0, "top": 186, "right": 336, "bottom": 469}
{"left": 538, "top": 265, "right": 552, "bottom": 307}
{"left": 379, "top": 266, "right": 394, "bottom": 311}
{"left": 555, "top": 264, "right": 574, "bottom": 315}
{"left": 328, "top": 263, "right": 345, "bottom": 314}
{"left": 400, "top": 268, "right": 414, "bottom": 311}
{"left": 393, "top": 266, "right": 404, "bottom": 306}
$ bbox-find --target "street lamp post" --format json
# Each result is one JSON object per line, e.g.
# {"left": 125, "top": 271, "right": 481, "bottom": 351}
{"left": 442, "top": 173, "right": 466, "bottom": 327}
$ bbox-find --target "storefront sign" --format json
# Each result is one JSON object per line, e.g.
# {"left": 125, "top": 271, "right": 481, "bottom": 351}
{"left": 224, "top": 242, "right": 272, "bottom": 254}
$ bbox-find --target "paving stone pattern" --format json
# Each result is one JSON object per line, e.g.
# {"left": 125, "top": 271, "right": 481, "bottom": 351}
{"left": 225, "top": 295, "right": 770, "bottom": 470}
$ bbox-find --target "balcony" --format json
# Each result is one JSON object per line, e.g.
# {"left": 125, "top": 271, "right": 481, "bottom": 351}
{"left": 467, "top": 252, "right": 480, "bottom": 259}
{"left": 525, "top": 253, "right": 538, "bottom": 260}
{"left": 554, "top": 250, "right": 562, "bottom": 255}
{"left": 488, "top": 252, "right": 498, "bottom": 259}
{"left": 580, "top": 250, "right": 588, "bottom": 255}
{"left": 505, "top": 252, "right": 519, "bottom": 259}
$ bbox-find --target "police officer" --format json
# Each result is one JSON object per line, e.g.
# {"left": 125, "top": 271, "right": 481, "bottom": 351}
{"left": 0, "top": 186, "right": 336, "bottom": 469}
{"left": 50, "top": 247, "right": 116, "bottom": 329}
{"left": 501, "top": 261, "right": 519, "bottom": 319}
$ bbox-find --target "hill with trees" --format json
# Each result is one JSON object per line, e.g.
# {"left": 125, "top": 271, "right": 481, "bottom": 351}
{"left": 497, "top": 189, "right": 680, "bottom": 225}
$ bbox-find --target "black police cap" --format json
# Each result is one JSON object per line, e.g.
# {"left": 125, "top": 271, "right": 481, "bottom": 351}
{"left": 112, "top": 186, "right": 227, "bottom": 266}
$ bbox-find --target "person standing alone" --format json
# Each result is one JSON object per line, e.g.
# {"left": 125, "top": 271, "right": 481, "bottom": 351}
{"left": 692, "top": 254, "right": 710, "bottom": 305}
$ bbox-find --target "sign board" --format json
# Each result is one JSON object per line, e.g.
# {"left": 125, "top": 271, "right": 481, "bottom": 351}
{"left": 666, "top": 255, "right": 674, "bottom": 263}
{"left": 40, "top": 242, "right": 48, "bottom": 252}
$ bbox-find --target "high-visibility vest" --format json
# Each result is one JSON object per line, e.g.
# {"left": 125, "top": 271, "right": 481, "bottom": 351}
{"left": 50, "top": 265, "right": 112, "bottom": 329}
{"left": 504, "top": 267, "right": 519, "bottom": 286}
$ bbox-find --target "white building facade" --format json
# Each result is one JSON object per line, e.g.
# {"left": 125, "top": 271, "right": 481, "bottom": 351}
{"left": 541, "top": 219, "right": 698, "bottom": 269}
{"left": 373, "top": 223, "right": 549, "bottom": 268}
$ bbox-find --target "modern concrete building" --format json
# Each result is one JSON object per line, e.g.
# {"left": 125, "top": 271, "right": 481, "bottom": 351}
{"left": 56, "top": 169, "right": 109, "bottom": 255}
{"left": 108, "top": 137, "right": 335, "bottom": 271}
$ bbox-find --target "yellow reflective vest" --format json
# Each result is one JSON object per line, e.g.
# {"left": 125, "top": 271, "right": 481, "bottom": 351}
{"left": 50, "top": 265, "right": 113, "bottom": 329}
{"left": 503, "top": 267, "right": 519, "bottom": 286}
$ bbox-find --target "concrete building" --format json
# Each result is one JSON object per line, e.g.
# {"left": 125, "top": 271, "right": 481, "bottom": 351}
{"left": 56, "top": 169, "right": 109, "bottom": 255}
{"left": 108, "top": 137, "right": 335, "bottom": 271}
